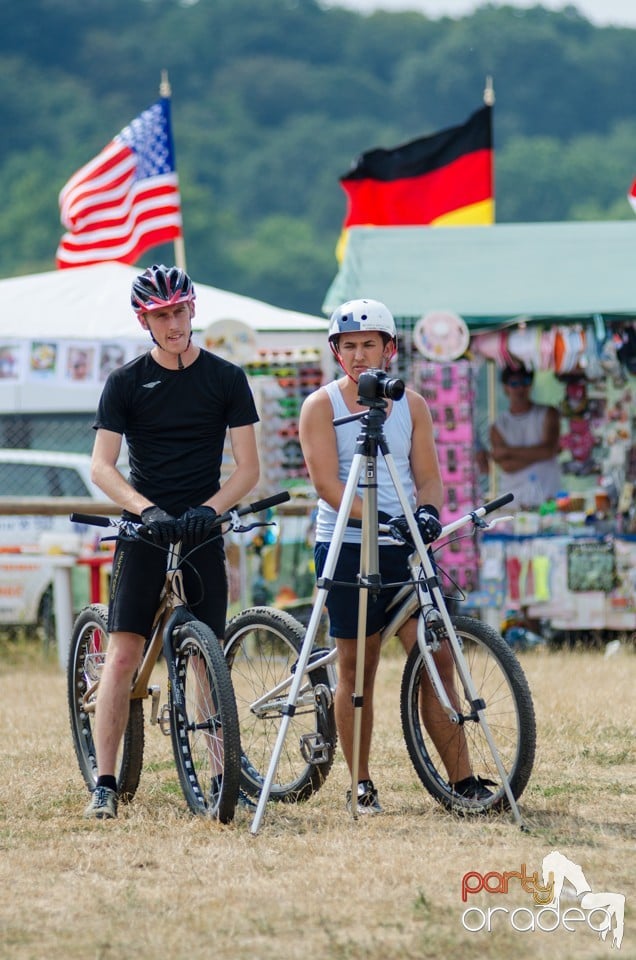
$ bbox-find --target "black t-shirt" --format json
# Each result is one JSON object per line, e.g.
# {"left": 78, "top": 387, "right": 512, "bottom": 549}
{"left": 94, "top": 349, "right": 259, "bottom": 516}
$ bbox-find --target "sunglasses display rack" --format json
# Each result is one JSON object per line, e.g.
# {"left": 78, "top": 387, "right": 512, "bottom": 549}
{"left": 410, "top": 358, "right": 481, "bottom": 597}
{"left": 245, "top": 348, "right": 323, "bottom": 495}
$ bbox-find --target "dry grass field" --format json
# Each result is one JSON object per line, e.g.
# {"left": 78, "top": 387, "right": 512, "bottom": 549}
{"left": 0, "top": 638, "right": 633, "bottom": 960}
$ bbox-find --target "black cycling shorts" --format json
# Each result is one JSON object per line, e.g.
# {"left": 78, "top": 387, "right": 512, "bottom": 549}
{"left": 108, "top": 534, "right": 228, "bottom": 639}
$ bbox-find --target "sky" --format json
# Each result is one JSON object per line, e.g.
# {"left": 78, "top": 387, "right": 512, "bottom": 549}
{"left": 323, "top": 0, "right": 636, "bottom": 28}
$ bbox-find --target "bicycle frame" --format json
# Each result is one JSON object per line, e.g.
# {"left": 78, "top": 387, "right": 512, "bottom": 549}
{"left": 72, "top": 492, "right": 291, "bottom": 717}
{"left": 129, "top": 541, "right": 185, "bottom": 712}
{"left": 75, "top": 537, "right": 186, "bottom": 727}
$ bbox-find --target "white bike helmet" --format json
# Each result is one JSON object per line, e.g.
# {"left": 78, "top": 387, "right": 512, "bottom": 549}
{"left": 328, "top": 299, "right": 397, "bottom": 357}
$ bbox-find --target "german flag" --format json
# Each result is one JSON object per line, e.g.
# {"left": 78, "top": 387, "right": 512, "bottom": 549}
{"left": 337, "top": 105, "right": 493, "bottom": 260}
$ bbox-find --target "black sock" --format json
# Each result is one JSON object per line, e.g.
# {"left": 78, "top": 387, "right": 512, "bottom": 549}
{"left": 97, "top": 775, "right": 118, "bottom": 793}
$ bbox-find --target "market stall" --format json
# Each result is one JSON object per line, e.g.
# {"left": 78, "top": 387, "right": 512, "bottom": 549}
{"left": 322, "top": 220, "right": 636, "bottom": 633}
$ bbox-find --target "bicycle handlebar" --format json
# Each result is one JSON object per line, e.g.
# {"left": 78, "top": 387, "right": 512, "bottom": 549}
{"left": 348, "top": 491, "right": 514, "bottom": 536}
{"left": 70, "top": 490, "right": 291, "bottom": 530}
{"left": 479, "top": 492, "right": 514, "bottom": 515}
{"left": 70, "top": 512, "right": 112, "bottom": 527}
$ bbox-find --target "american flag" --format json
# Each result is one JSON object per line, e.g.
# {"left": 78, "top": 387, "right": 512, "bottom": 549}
{"left": 56, "top": 98, "right": 183, "bottom": 268}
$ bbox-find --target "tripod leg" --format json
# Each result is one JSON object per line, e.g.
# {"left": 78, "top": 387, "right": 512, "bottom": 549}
{"left": 349, "top": 454, "right": 379, "bottom": 818}
{"left": 250, "top": 454, "right": 366, "bottom": 835}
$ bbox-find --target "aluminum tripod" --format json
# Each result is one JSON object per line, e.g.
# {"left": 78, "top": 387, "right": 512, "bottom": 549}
{"left": 250, "top": 376, "right": 524, "bottom": 834}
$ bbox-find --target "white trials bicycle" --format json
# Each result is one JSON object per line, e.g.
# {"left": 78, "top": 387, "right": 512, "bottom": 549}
{"left": 224, "top": 493, "right": 536, "bottom": 819}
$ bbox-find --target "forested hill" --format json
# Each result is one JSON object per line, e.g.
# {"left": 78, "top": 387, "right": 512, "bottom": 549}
{"left": 3, "top": 0, "right": 636, "bottom": 314}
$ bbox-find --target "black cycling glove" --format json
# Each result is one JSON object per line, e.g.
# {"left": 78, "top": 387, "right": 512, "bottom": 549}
{"left": 140, "top": 506, "right": 181, "bottom": 547}
{"left": 388, "top": 504, "right": 442, "bottom": 546}
{"left": 180, "top": 505, "right": 218, "bottom": 545}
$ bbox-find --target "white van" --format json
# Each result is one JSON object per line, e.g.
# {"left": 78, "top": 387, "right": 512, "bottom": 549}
{"left": 0, "top": 450, "right": 106, "bottom": 636}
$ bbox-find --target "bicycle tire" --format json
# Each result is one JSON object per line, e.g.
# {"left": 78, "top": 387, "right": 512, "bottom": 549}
{"left": 224, "top": 607, "right": 337, "bottom": 803}
{"left": 67, "top": 603, "right": 144, "bottom": 802}
{"left": 168, "top": 619, "right": 241, "bottom": 823}
{"left": 400, "top": 615, "right": 536, "bottom": 814}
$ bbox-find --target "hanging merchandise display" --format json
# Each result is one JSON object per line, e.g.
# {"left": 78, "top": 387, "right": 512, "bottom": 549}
{"left": 245, "top": 347, "right": 323, "bottom": 496}
{"left": 384, "top": 312, "right": 636, "bottom": 636}
{"left": 215, "top": 346, "right": 325, "bottom": 611}
{"left": 468, "top": 317, "right": 636, "bottom": 634}
{"left": 410, "top": 357, "right": 480, "bottom": 597}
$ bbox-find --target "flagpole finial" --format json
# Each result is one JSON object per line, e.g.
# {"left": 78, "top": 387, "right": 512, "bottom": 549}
{"left": 483, "top": 75, "right": 495, "bottom": 106}
{"left": 160, "top": 70, "right": 171, "bottom": 98}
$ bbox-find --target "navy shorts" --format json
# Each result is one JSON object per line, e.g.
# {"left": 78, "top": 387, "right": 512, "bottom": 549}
{"left": 108, "top": 534, "right": 228, "bottom": 639}
{"left": 314, "top": 541, "right": 414, "bottom": 639}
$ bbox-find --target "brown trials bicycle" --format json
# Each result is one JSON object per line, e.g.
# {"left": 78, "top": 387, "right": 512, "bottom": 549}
{"left": 67, "top": 492, "right": 289, "bottom": 823}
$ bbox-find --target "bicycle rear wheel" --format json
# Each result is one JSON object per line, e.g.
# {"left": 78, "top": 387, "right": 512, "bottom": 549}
{"left": 224, "top": 607, "right": 337, "bottom": 802}
{"left": 400, "top": 615, "right": 536, "bottom": 814}
{"left": 67, "top": 603, "right": 144, "bottom": 802}
{"left": 168, "top": 619, "right": 241, "bottom": 823}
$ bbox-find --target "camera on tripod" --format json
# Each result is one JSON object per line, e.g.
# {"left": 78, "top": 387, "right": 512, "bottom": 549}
{"left": 357, "top": 369, "right": 405, "bottom": 404}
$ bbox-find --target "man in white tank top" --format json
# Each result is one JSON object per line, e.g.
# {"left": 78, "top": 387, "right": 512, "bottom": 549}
{"left": 299, "top": 298, "right": 494, "bottom": 813}
{"left": 490, "top": 365, "right": 561, "bottom": 508}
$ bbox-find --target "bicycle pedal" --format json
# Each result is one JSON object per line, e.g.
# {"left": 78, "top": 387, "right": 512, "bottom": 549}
{"left": 299, "top": 732, "right": 331, "bottom": 765}
{"left": 157, "top": 703, "right": 171, "bottom": 736}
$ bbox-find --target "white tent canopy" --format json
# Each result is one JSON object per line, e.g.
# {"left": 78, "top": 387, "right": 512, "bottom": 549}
{"left": 1, "top": 262, "right": 328, "bottom": 339}
{"left": 0, "top": 263, "right": 329, "bottom": 415}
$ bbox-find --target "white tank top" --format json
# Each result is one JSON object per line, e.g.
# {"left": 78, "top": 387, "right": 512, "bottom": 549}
{"left": 315, "top": 379, "right": 415, "bottom": 543}
{"left": 494, "top": 403, "right": 561, "bottom": 507}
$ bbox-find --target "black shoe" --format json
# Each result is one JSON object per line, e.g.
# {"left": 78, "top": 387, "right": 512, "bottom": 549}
{"left": 451, "top": 775, "right": 496, "bottom": 802}
{"left": 346, "top": 779, "right": 383, "bottom": 814}
{"left": 237, "top": 789, "right": 258, "bottom": 811}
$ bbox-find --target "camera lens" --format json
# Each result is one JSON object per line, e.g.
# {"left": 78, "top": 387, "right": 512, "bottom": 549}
{"left": 382, "top": 376, "right": 405, "bottom": 400}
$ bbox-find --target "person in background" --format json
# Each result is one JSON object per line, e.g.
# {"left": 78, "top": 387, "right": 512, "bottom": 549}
{"left": 299, "top": 298, "right": 494, "bottom": 814}
{"left": 489, "top": 364, "right": 561, "bottom": 508}
{"left": 84, "top": 264, "right": 260, "bottom": 820}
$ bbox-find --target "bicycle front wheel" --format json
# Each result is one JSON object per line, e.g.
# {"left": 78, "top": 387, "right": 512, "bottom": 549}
{"left": 224, "top": 607, "right": 337, "bottom": 802}
{"left": 400, "top": 615, "right": 536, "bottom": 814}
{"left": 168, "top": 619, "right": 241, "bottom": 823}
{"left": 67, "top": 603, "right": 144, "bottom": 802}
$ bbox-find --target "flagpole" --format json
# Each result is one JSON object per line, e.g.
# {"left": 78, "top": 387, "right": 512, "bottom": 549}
{"left": 483, "top": 75, "right": 495, "bottom": 106}
{"left": 160, "top": 69, "right": 187, "bottom": 272}
{"left": 482, "top": 74, "right": 497, "bottom": 494}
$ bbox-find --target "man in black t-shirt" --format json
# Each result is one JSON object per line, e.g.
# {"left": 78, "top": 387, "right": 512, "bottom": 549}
{"left": 84, "top": 264, "right": 260, "bottom": 820}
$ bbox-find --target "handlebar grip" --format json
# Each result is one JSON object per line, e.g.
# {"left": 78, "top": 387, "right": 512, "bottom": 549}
{"left": 239, "top": 491, "right": 291, "bottom": 516}
{"left": 70, "top": 513, "right": 112, "bottom": 527}
{"left": 481, "top": 492, "right": 514, "bottom": 515}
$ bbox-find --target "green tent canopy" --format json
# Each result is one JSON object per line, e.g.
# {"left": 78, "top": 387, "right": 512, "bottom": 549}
{"left": 323, "top": 221, "right": 636, "bottom": 331}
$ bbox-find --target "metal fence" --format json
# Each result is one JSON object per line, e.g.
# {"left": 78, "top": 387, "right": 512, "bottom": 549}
{"left": 0, "top": 412, "right": 95, "bottom": 455}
